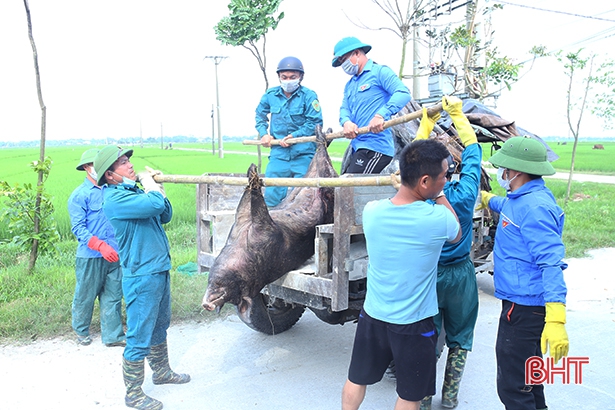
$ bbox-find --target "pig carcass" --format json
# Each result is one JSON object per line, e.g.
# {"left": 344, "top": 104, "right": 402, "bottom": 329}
{"left": 202, "top": 125, "right": 338, "bottom": 325}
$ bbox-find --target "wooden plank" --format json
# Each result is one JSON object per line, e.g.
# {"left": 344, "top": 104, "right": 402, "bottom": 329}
{"left": 331, "top": 186, "right": 353, "bottom": 311}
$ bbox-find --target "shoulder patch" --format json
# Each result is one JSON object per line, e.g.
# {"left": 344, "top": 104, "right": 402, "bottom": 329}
{"left": 311, "top": 100, "right": 321, "bottom": 112}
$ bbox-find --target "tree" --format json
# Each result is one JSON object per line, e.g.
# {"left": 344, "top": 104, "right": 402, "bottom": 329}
{"left": 23, "top": 0, "right": 50, "bottom": 272}
{"left": 345, "top": 0, "right": 521, "bottom": 101}
{"left": 214, "top": 0, "right": 285, "bottom": 90}
{"left": 214, "top": 0, "right": 285, "bottom": 171}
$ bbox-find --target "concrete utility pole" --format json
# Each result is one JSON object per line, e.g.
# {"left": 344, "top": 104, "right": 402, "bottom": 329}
{"left": 204, "top": 56, "right": 228, "bottom": 159}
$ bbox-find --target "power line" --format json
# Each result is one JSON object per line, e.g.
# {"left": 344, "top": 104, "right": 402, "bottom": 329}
{"left": 492, "top": 1, "right": 615, "bottom": 23}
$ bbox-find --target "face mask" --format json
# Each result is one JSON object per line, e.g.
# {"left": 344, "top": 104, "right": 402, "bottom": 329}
{"left": 87, "top": 170, "right": 98, "bottom": 181}
{"left": 280, "top": 79, "right": 300, "bottom": 93}
{"left": 341, "top": 54, "right": 359, "bottom": 76}
{"left": 112, "top": 171, "right": 136, "bottom": 188}
{"left": 497, "top": 168, "right": 518, "bottom": 191}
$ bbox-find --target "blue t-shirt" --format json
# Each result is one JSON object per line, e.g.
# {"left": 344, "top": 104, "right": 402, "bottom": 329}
{"left": 362, "top": 199, "right": 459, "bottom": 324}
{"left": 339, "top": 60, "right": 411, "bottom": 157}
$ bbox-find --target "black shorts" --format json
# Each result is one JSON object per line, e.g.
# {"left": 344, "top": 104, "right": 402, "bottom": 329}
{"left": 347, "top": 310, "right": 437, "bottom": 402}
{"left": 345, "top": 149, "right": 393, "bottom": 174}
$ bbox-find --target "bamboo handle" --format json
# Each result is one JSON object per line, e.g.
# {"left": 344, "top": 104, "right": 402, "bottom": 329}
{"left": 243, "top": 103, "right": 443, "bottom": 146}
{"left": 155, "top": 174, "right": 400, "bottom": 187}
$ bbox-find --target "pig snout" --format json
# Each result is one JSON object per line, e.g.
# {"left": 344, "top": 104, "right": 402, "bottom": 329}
{"left": 202, "top": 288, "right": 227, "bottom": 311}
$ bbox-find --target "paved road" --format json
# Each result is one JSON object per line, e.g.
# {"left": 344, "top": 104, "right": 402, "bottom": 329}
{"left": 2, "top": 249, "right": 613, "bottom": 409}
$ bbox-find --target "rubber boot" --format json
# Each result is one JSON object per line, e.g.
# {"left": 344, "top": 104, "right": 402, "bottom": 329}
{"left": 419, "top": 395, "right": 432, "bottom": 410}
{"left": 122, "top": 358, "right": 163, "bottom": 410}
{"left": 441, "top": 347, "right": 468, "bottom": 409}
{"left": 147, "top": 341, "right": 191, "bottom": 385}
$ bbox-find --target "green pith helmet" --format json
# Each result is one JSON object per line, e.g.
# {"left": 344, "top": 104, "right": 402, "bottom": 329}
{"left": 93, "top": 145, "right": 134, "bottom": 185}
{"left": 489, "top": 136, "right": 556, "bottom": 176}
{"left": 76, "top": 148, "right": 99, "bottom": 171}
{"left": 332, "top": 37, "right": 372, "bottom": 67}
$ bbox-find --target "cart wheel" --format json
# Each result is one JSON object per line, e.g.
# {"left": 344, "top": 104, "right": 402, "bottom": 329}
{"left": 238, "top": 293, "right": 305, "bottom": 335}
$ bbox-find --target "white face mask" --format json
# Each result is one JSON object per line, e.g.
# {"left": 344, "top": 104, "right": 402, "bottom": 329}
{"left": 280, "top": 79, "right": 300, "bottom": 94}
{"left": 87, "top": 169, "right": 98, "bottom": 181}
{"left": 497, "top": 168, "right": 518, "bottom": 191}
{"left": 341, "top": 54, "right": 359, "bottom": 76}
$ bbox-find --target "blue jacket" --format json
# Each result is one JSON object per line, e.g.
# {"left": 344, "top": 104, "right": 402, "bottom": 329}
{"left": 68, "top": 178, "right": 118, "bottom": 258}
{"left": 101, "top": 183, "right": 172, "bottom": 277}
{"left": 255, "top": 85, "right": 323, "bottom": 161}
{"left": 339, "top": 60, "right": 411, "bottom": 157}
{"left": 440, "top": 143, "right": 482, "bottom": 265}
{"left": 489, "top": 179, "right": 567, "bottom": 306}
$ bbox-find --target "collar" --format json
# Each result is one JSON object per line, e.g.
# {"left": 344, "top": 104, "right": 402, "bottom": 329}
{"left": 506, "top": 178, "right": 546, "bottom": 199}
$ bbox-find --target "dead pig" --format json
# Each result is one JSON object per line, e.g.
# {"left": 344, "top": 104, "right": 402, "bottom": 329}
{"left": 202, "top": 125, "right": 338, "bottom": 322}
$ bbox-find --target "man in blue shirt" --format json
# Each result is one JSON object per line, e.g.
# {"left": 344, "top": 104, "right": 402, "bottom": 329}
{"left": 68, "top": 148, "right": 125, "bottom": 347}
{"left": 413, "top": 96, "right": 482, "bottom": 410}
{"left": 342, "top": 138, "right": 461, "bottom": 410}
{"left": 94, "top": 146, "right": 190, "bottom": 410}
{"left": 479, "top": 137, "right": 569, "bottom": 410}
{"left": 256, "top": 56, "right": 323, "bottom": 207}
{"left": 332, "top": 36, "right": 411, "bottom": 174}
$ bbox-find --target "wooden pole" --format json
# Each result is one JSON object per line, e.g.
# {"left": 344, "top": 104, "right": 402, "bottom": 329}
{"left": 242, "top": 103, "right": 442, "bottom": 146}
{"left": 154, "top": 173, "right": 399, "bottom": 188}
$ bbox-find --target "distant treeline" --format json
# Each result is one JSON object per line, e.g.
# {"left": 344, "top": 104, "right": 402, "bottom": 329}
{"left": 0, "top": 135, "right": 260, "bottom": 149}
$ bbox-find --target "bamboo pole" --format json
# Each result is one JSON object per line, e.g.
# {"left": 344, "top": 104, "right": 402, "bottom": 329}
{"left": 155, "top": 173, "right": 400, "bottom": 187}
{"left": 243, "top": 103, "right": 443, "bottom": 146}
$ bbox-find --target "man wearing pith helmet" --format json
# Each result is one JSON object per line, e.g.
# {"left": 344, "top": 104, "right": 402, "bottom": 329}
{"left": 68, "top": 148, "right": 125, "bottom": 348}
{"left": 255, "top": 56, "right": 323, "bottom": 207}
{"left": 332, "top": 36, "right": 411, "bottom": 174}
{"left": 478, "top": 136, "right": 568, "bottom": 410}
{"left": 94, "top": 145, "right": 190, "bottom": 410}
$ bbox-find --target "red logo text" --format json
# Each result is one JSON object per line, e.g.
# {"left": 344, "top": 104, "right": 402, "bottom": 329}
{"left": 525, "top": 356, "right": 590, "bottom": 385}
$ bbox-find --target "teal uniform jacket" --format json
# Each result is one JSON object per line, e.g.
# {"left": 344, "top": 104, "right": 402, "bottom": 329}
{"left": 255, "top": 85, "right": 323, "bottom": 161}
{"left": 101, "top": 183, "right": 172, "bottom": 277}
{"left": 440, "top": 143, "right": 482, "bottom": 265}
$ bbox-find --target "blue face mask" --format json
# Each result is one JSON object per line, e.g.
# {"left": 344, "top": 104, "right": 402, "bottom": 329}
{"left": 341, "top": 53, "right": 359, "bottom": 76}
{"left": 112, "top": 171, "right": 136, "bottom": 188}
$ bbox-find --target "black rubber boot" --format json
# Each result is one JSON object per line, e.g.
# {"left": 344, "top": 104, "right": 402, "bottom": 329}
{"left": 147, "top": 341, "right": 191, "bottom": 385}
{"left": 442, "top": 347, "right": 468, "bottom": 408}
{"left": 122, "top": 358, "right": 163, "bottom": 410}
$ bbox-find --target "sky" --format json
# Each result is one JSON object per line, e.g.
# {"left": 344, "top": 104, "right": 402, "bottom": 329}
{"left": 1, "top": 0, "right": 614, "bottom": 143}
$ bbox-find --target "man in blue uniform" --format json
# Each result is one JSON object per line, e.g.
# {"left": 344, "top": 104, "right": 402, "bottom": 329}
{"left": 342, "top": 138, "right": 461, "bottom": 410}
{"left": 256, "top": 56, "right": 323, "bottom": 207}
{"left": 68, "top": 148, "right": 125, "bottom": 347}
{"left": 479, "top": 136, "right": 569, "bottom": 410}
{"left": 94, "top": 146, "right": 190, "bottom": 410}
{"left": 332, "top": 36, "right": 411, "bottom": 174}
{"left": 413, "top": 96, "right": 482, "bottom": 409}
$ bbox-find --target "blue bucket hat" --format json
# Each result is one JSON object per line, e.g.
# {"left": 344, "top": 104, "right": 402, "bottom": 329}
{"left": 332, "top": 37, "right": 372, "bottom": 67}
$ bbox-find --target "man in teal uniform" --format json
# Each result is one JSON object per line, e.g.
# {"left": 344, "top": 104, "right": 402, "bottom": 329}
{"left": 256, "top": 56, "right": 323, "bottom": 207}
{"left": 413, "top": 96, "right": 482, "bottom": 409}
{"left": 94, "top": 146, "right": 190, "bottom": 410}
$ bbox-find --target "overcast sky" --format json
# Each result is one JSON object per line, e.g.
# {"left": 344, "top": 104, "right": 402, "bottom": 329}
{"left": 1, "top": 0, "right": 613, "bottom": 143}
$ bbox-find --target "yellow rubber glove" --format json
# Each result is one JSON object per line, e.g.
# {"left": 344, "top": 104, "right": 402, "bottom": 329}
{"left": 476, "top": 190, "right": 495, "bottom": 210}
{"left": 541, "top": 302, "right": 569, "bottom": 364}
{"left": 443, "top": 96, "right": 477, "bottom": 147}
{"left": 415, "top": 107, "right": 441, "bottom": 140}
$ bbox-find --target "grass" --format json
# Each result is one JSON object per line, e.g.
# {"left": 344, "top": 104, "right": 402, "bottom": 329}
{"left": 0, "top": 140, "right": 613, "bottom": 344}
